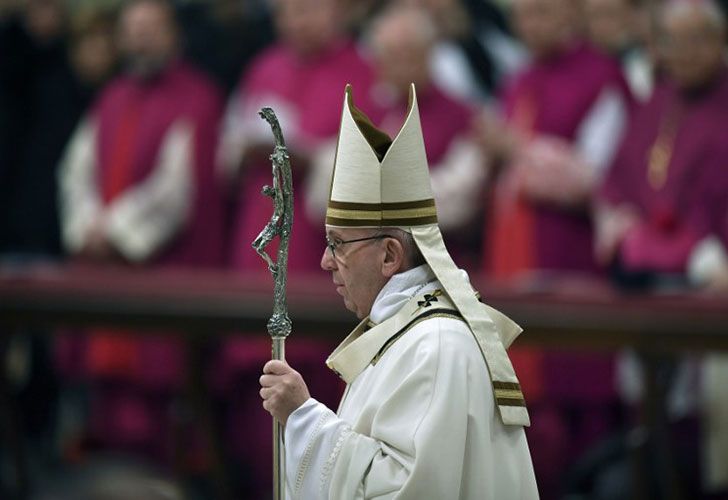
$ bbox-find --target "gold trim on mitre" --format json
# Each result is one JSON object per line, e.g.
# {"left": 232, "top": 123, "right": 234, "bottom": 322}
{"left": 326, "top": 199, "right": 438, "bottom": 227}
{"left": 326, "top": 84, "right": 437, "bottom": 228}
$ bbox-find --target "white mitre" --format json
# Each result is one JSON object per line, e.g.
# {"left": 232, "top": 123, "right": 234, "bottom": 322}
{"left": 326, "top": 84, "right": 530, "bottom": 427}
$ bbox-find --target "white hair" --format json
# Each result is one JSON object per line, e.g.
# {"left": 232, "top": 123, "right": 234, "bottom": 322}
{"left": 662, "top": 0, "right": 727, "bottom": 34}
{"left": 378, "top": 228, "right": 426, "bottom": 269}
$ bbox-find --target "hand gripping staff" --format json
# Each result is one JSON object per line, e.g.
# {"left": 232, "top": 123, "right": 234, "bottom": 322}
{"left": 252, "top": 107, "right": 294, "bottom": 500}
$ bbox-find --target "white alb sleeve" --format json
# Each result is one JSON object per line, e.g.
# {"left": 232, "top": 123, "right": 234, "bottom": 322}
{"left": 429, "top": 138, "right": 488, "bottom": 230}
{"left": 284, "top": 398, "right": 352, "bottom": 499}
{"left": 58, "top": 117, "right": 102, "bottom": 254}
{"left": 104, "top": 120, "right": 193, "bottom": 262}
{"left": 574, "top": 86, "right": 628, "bottom": 179}
{"left": 687, "top": 236, "right": 728, "bottom": 286}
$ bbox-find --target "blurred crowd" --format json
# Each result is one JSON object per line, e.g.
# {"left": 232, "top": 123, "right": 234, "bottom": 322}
{"left": 1, "top": 0, "right": 728, "bottom": 498}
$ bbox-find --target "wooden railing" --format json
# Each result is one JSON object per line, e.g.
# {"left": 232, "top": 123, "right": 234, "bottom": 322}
{"left": 2, "top": 264, "right": 727, "bottom": 348}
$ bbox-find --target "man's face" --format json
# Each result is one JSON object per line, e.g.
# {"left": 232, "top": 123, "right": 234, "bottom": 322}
{"left": 661, "top": 6, "right": 725, "bottom": 91}
{"left": 25, "top": 0, "right": 65, "bottom": 44}
{"left": 372, "top": 10, "right": 432, "bottom": 92}
{"left": 585, "top": 0, "right": 634, "bottom": 53}
{"left": 273, "top": 0, "right": 340, "bottom": 57}
{"left": 72, "top": 27, "right": 117, "bottom": 86}
{"left": 513, "top": 0, "right": 575, "bottom": 58}
{"left": 118, "top": 1, "right": 178, "bottom": 79}
{"left": 320, "top": 227, "right": 390, "bottom": 320}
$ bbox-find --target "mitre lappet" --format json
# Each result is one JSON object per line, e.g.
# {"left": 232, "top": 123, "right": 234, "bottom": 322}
{"left": 325, "top": 83, "right": 531, "bottom": 427}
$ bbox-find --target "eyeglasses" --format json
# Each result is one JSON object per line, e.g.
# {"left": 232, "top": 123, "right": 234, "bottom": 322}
{"left": 325, "top": 235, "right": 389, "bottom": 259}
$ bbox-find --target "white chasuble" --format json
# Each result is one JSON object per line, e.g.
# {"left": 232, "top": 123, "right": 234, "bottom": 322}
{"left": 285, "top": 265, "right": 539, "bottom": 499}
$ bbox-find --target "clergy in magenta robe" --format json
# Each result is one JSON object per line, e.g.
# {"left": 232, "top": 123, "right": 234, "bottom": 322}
{"left": 56, "top": 0, "right": 224, "bottom": 458}
{"left": 219, "top": 10, "right": 378, "bottom": 273}
{"left": 477, "top": 0, "right": 633, "bottom": 495}
{"left": 596, "top": 0, "right": 728, "bottom": 280}
{"left": 598, "top": 67, "right": 728, "bottom": 277}
{"left": 600, "top": 5, "right": 728, "bottom": 496}
{"left": 485, "top": 40, "right": 632, "bottom": 277}
{"left": 60, "top": 61, "right": 224, "bottom": 268}
{"left": 486, "top": 43, "right": 631, "bottom": 498}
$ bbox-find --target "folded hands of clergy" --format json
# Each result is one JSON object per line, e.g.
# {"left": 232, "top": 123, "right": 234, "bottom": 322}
{"left": 473, "top": 109, "right": 523, "bottom": 166}
{"left": 259, "top": 360, "right": 311, "bottom": 425}
{"left": 476, "top": 112, "right": 597, "bottom": 207}
{"left": 514, "top": 137, "right": 597, "bottom": 207}
{"left": 705, "top": 267, "right": 728, "bottom": 292}
{"left": 79, "top": 217, "right": 123, "bottom": 263}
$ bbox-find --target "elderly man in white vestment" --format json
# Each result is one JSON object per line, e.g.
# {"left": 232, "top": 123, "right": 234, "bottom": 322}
{"left": 259, "top": 84, "right": 538, "bottom": 499}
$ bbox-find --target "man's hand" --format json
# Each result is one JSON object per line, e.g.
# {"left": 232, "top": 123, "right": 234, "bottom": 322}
{"left": 518, "top": 137, "right": 596, "bottom": 207}
{"left": 473, "top": 109, "right": 523, "bottom": 165}
{"left": 79, "top": 218, "right": 116, "bottom": 261}
{"left": 594, "top": 203, "right": 641, "bottom": 265}
{"left": 705, "top": 266, "right": 728, "bottom": 293}
{"left": 259, "top": 360, "right": 310, "bottom": 425}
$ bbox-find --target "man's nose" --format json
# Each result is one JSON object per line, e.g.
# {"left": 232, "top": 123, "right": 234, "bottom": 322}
{"left": 321, "top": 247, "right": 336, "bottom": 271}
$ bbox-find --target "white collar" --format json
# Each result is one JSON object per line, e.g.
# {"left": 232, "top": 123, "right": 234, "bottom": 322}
{"left": 369, "top": 264, "right": 439, "bottom": 324}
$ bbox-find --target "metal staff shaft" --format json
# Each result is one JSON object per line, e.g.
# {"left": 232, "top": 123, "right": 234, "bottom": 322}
{"left": 252, "top": 107, "right": 294, "bottom": 500}
{"left": 271, "top": 337, "right": 285, "bottom": 500}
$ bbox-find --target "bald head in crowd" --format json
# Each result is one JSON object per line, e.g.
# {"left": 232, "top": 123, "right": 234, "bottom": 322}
{"left": 660, "top": 0, "right": 726, "bottom": 90}
{"left": 369, "top": 6, "right": 437, "bottom": 93}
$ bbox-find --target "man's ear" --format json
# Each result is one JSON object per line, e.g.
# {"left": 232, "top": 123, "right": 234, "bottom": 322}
{"left": 381, "top": 237, "right": 406, "bottom": 278}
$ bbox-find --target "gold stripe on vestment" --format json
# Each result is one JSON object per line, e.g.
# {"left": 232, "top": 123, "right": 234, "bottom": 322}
{"left": 497, "top": 397, "right": 527, "bottom": 407}
{"left": 371, "top": 309, "right": 464, "bottom": 365}
{"left": 492, "top": 381, "right": 522, "bottom": 391}
{"left": 494, "top": 389, "right": 525, "bottom": 400}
